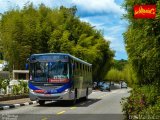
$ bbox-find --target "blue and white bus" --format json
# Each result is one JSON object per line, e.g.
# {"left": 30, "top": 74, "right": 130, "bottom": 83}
{"left": 28, "top": 53, "right": 92, "bottom": 105}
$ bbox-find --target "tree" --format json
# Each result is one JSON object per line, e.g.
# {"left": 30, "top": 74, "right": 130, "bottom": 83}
{"left": 0, "top": 4, "right": 114, "bottom": 81}
{"left": 105, "top": 68, "right": 122, "bottom": 82}
{"left": 123, "top": 0, "right": 160, "bottom": 86}
{"left": 113, "top": 59, "right": 128, "bottom": 70}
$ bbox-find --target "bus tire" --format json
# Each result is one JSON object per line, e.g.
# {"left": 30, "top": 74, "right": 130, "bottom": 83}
{"left": 69, "top": 88, "right": 77, "bottom": 105}
{"left": 73, "top": 88, "right": 77, "bottom": 103}
{"left": 38, "top": 100, "right": 45, "bottom": 106}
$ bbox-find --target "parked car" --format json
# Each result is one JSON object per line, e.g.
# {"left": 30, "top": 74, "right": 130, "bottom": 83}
{"left": 98, "top": 82, "right": 105, "bottom": 87}
{"left": 110, "top": 81, "right": 114, "bottom": 86}
{"left": 98, "top": 82, "right": 111, "bottom": 91}
{"left": 93, "top": 82, "right": 98, "bottom": 89}
{"left": 120, "top": 81, "right": 127, "bottom": 89}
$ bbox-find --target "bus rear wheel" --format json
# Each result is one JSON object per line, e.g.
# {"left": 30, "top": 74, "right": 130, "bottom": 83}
{"left": 38, "top": 100, "right": 45, "bottom": 106}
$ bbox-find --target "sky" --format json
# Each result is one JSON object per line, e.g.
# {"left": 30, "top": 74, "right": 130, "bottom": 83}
{"left": 0, "top": 0, "right": 128, "bottom": 60}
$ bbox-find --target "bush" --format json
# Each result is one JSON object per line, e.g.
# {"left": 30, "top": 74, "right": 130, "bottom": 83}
{"left": 1, "top": 79, "right": 10, "bottom": 94}
{"left": 139, "top": 97, "right": 160, "bottom": 119}
{"left": 12, "top": 85, "right": 21, "bottom": 95}
{"left": 0, "top": 77, "right": 5, "bottom": 88}
{"left": 121, "top": 85, "right": 159, "bottom": 120}
{"left": 19, "top": 80, "right": 29, "bottom": 94}
{"left": 105, "top": 68, "right": 124, "bottom": 82}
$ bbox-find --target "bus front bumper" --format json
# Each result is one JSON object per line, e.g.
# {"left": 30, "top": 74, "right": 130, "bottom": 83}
{"left": 29, "top": 90, "right": 75, "bottom": 101}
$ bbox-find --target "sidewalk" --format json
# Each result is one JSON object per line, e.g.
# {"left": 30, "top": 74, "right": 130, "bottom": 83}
{"left": 0, "top": 98, "right": 37, "bottom": 110}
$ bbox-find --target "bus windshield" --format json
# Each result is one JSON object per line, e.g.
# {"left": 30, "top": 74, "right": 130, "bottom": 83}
{"left": 48, "top": 62, "right": 68, "bottom": 79}
{"left": 30, "top": 62, "right": 68, "bottom": 82}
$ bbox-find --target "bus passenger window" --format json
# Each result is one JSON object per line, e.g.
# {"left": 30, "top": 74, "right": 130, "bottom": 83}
{"left": 76, "top": 62, "right": 78, "bottom": 75}
{"left": 80, "top": 63, "right": 82, "bottom": 76}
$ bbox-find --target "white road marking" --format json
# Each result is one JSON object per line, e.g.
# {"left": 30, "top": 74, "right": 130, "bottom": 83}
{"left": 3, "top": 106, "right": 10, "bottom": 110}
{"left": 14, "top": 104, "right": 20, "bottom": 107}
{"left": 23, "top": 102, "right": 29, "bottom": 106}
{"left": 70, "top": 107, "right": 77, "bottom": 110}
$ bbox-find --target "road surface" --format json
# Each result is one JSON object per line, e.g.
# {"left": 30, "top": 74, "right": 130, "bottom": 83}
{"left": 0, "top": 85, "right": 130, "bottom": 120}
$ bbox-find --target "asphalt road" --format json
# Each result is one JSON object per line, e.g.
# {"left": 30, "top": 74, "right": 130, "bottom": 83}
{"left": 0, "top": 85, "right": 130, "bottom": 120}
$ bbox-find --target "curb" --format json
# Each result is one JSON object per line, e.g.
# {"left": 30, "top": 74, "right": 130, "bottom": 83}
{"left": 0, "top": 101, "right": 37, "bottom": 111}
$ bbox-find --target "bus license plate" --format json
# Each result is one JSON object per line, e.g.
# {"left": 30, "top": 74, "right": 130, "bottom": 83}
{"left": 44, "top": 94, "right": 51, "bottom": 96}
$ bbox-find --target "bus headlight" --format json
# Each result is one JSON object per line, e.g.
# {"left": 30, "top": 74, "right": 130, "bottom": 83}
{"left": 30, "top": 89, "right": 34, "bottom": 93}
{"left": 64, "top": 89, "right": 69, "bottom": 92}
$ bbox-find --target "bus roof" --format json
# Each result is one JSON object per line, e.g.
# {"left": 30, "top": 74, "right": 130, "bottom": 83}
{"left": 31, "top": 53, "right": 92, "bottom": 66}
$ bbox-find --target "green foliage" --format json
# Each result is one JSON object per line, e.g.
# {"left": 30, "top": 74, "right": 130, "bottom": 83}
{"left": 123, "top": 0, "right": 160, "bottom": 86}
{"left": 122, "top": 0, "right": 160, "bottom": 118}
{"left": 0, "top": 4, "right": 114, "bottom": 81}
{"left": 123, "top": 64, "right": 137, "bottom": 86}
{"left": 19, "top": 80, "right": 28, "bottom": 93}
{"left": 105, "top": 63, "right": 136, "bottom": 85}
{"left": 113, "top": 59, "right": 128, "bottom": 70}
{"left": 139, "top": 97, "right": 160, "bottom": 119}
{"left": 1, "top": 79, "right": 10, "bottom": 94}
{"left": 121, "top": 85, "right": 159, "bottom": 119}
{"left": 12, "top": 81, "right": 28, "bottom": 95}
{"left": 0, "top": 60, "right": 4, "bottom": 64}
{"left": 0, "top": 77, "right": 5, "bottom": 88}
{"left": 105, "top": 68, "right": 123, "bottom": 82}
{"left": 12, "top": 85, "right": 21, "bottom": 95}
{"left": 122, "top": 0, "right": 160, "bottom": 115}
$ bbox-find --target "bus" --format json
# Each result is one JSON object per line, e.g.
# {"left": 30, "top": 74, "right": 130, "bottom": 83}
{"left": 28, "top": 53, "right": 92, "bottom": 105}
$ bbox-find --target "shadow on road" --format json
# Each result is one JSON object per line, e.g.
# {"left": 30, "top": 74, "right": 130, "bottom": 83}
{"left": 34, "top": 98, "right": 101, "bottom": 108}
{"left": 110, "top": 84, "right": 121, "bottom": 90}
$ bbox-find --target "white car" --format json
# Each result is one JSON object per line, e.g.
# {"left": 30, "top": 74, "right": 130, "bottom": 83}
{"left": 0, "top": 64, "right": 4, "bottom": 71}
{"left": 120, "top": 81, "right": 127, "bottom": 89}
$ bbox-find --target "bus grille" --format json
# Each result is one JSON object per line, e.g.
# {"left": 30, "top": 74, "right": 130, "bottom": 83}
{"left": 38, "top": 96, "right": 60, "bottom": 100}
{"left": 38, "top": 86, "right": 60, "bottom": 90}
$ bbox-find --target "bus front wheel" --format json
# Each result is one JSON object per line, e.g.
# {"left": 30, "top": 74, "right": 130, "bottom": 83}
{"left": 70, "top": 89, "right": 77, "bottom": 105}
{"left": 38, "top": 100, "right": 45, "bottom": 106}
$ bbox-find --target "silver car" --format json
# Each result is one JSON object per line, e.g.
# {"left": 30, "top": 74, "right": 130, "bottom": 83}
{"left": 120, "top": 81, "right": 127, "bottom": 89}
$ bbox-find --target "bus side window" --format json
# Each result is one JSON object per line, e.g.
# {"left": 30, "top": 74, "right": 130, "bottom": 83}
{"left": 83, "top": 64, "right": 85, "bottom": 76}
{"left": 76, "top": 62, "right": 78, "bottom": 75}
{"left": 88, "top": 66, "right": 90, "bottom": 74}
{"left": 79, "top": 63, "right": 81, "bottom": 76}
{"left": 73, "top": 61, "right": 75, "bottom": 75}
{"left": 82, "top": 64, "right": 83, "bottom": 76}
{"left": 81, "top": 64, "right": 82, "bottom": 77}
{"left": 84, "top": 65, "right": 86, "bottom": 77}
{"left": 81, "top": 64, "right": 83, "bottom": 76}
{"left": 88, "top": 66, "right": 89, "bottom": 73}
{"left": 81, "top": 63, "right": 83, "bottom": 76}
